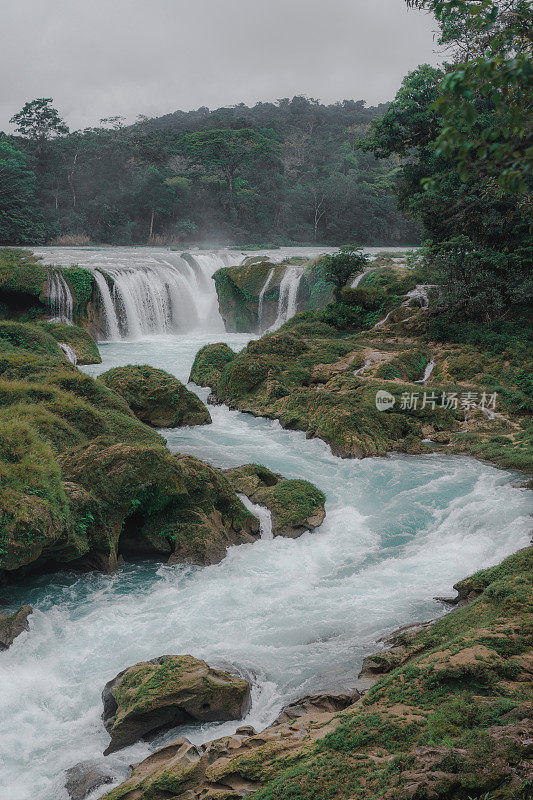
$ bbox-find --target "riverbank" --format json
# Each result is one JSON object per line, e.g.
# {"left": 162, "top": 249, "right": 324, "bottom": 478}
{"left": 191, "top": 277, "right": 532, "bottom": 473}
{"left": 99, "top": 544, "right": 533, "bottom": 800}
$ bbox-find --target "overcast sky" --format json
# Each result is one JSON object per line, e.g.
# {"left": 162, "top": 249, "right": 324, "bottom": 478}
{"left": 1, "top": 0, "right": 439, "bottom": 132}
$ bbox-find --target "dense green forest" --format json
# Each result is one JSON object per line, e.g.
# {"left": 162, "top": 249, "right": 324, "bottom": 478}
{"left": 0, "top": 97, "right": 421, "bottom": 246}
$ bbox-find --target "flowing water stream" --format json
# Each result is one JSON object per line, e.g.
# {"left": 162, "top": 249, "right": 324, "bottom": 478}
{"left": 1, "top": 248, "right": 531, "bottom": 800}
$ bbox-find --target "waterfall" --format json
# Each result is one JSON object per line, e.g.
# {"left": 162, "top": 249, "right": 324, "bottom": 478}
{"left": 82, "top": 251, "right": 226, "bottom": 341}
{"left": 238, "top": 495, "right": 273, "bottom": 540}
{"left": 58, "top": 342, "right": 77, "bottom": 365}
{"left": 47, "top": 271, "right": 74, "bottom": 323}
{"left": 268, "top": 266, "right": 304, "bottom": 332}
{"left": 257, "top": 268, "right": 275, "bottom": 333}
{"left": 415, "top": 359, "right": 435, "bottom": 385}
{"left": 92, "top": 271, "right": 121, "bottom": 340}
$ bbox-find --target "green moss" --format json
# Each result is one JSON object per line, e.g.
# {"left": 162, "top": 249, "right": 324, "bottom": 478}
{"left": 98, "top": 365, "right": 211, "bottom": 427}
{"left": 189, "top": 342, "right": 236, "bottom": 387}
{"left": 38, "top": 322, "right": 101, "bottom": 365}
{"left": 254, "top": 479, "right": 325, "bottom": 529}
{"left": 0, "top": 248, "right": 47, "bottom": 297}
{"left": 0, "top": 322, "right": 257, "bottom": 577}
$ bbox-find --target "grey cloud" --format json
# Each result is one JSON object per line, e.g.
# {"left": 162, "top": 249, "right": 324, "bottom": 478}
{"left": 1, "top": 0, "right": 438, "bottom": 131}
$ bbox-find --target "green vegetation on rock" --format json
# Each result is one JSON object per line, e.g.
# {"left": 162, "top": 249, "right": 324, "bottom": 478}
{"left": 0, "top": 321, "right": 258, "bottom": 580}
{"left": 102, "top": 654, "right": 251, "bottom": 754}
{"left": 224, "top": 463, "right": 326, "bottom": 537}
{"left": 101, "top": 545, "right": 533, "bottom": 800}
{"left": 196, "top": 263, "right": 532, "bottom": 470}
{"left": 98, "top": 365, "right": 210, "bottom": 427}
{"left": 189, "top": 342, "right": 236, "bottom": 387}
{"left": 38, "top": 322, "right": 101, "bottom": 365}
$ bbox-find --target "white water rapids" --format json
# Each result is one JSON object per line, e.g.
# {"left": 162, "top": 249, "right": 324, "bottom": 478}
{"left": 1, "top": 247, "right": 530, "bottom": 800}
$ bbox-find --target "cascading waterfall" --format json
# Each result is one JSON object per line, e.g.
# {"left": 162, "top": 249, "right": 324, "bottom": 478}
{"left": 64, "top": 251, "right": 228, "bottom": 341}
{"left": 415, "top": 359, "right": 436, "bottom": 385}
{"left": 47, "top": 270, "right": 74, "bottom": 323}
{"left": 57, "top": 342, "right": 77, "bottom": 365}
{"left": 92, "top": 271, "right": 121, "bottom": 340}
{"left": 257, "top": 268, "right": 275, "bottom": 333}
{"left": 268, "top": 265, "right": 304, "bottom": 332}
{"left": 238, "top": 495, "right": 273, "bottom": 539}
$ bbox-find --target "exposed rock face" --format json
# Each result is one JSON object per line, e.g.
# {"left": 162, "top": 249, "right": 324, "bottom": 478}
{"left": 98, "top": 365, "right": 211, "bottom": 427}
{"left": 224, "top": 463, "right": 326, "bottom": 538}
{"left": 102, "top": 655, "right": 251, "bottom": 754}
{"left": 358, "top": 620, "right": 435, "bottom": 685}
{"left": 273, "top": 688, "right": 360, "bottom": 724}
{"left": 64, "top": 760, "right": 114, "bottom": 800}
{"left": 0, "top": 605, "right": 32, "bottom": 650}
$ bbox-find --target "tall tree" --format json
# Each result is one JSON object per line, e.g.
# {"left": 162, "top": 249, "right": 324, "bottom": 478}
{"left": 10, "top": 98, "right": 69, "bottom": 157}
{"left": 405, "top": 0, "right": 532, "bottom": 192}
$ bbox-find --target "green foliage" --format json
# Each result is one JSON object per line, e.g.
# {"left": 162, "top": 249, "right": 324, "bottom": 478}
{"left": 2, "top": 97, "right": 420, "bottom": 245}
{"left": 0, "top": 147, "right": 46, "bottom": 244}
{"left": 407, "top": 0, "right": 532, "bottom": 193}
{"left": 361, "top": 55, "right": 531, "bottom": 320}
{"left": 319, "top": 247, "right": 369, "bottom": 296}
{"left": 10, "top": 98, "right": 68, "bottom": 150}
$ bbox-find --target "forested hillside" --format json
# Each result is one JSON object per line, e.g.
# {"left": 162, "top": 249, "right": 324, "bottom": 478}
{"left": 0, "top": 96, "right": 420, "bottom": 246}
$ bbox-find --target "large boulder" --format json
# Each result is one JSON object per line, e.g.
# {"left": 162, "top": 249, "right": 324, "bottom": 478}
{"left": 224, "top": 463, "right": 326, "bottom": 538}
{"left": 102, "top": 655, "right": 251, "bottom": 754}
{"left": 0, "top": 605, "right": 32, "bottom": 650}
{"left": 98, "top": 365, "right": 211, "bottom": 427}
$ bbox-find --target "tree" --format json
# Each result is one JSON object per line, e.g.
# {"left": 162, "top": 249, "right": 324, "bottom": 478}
{"left": 405, "top": 0, "right": 532, "bottom": 192}
{"left": 0, "top": 141, "right": 46, "bottom": 243}
{"left": 177, "top": 129, "right": 280, "bottom": 220}
{"left": 10, "top": 98, "right": 69, "bottom": 156}
{"left": 360, "top": 59, "right": 531, "bottom": 319}
{"left": 320, "top": 245, "right": 369, "bottom": 298}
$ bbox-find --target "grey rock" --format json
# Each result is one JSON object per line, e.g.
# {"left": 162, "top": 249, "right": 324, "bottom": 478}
{"left": 0, "top": 605, "right": 32, "bottom": 651}
{"left": 274, "top": 688, "right": 360, "bottom": 725}
{"left": 64, "top": 761, "right": 114, "bottom": 800}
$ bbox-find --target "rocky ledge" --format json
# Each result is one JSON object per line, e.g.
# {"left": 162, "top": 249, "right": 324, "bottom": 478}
{"left": 102, "top": 654, "right": 251, "bottom": 754}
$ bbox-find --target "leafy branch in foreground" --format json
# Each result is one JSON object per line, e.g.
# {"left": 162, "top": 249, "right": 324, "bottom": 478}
{"left": 407, "top": 0, "right": 532, "bottom": 193}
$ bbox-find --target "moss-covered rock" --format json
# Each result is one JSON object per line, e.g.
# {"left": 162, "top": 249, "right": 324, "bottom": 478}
{"left": 38, "top": 322, "right": 101, "bottom": 365}
{"left": 213, "top": 257, "right": 333, "bottom": 333}
{"left": 189, "top": 342, "right": 236, "bottom": 387}
{"left": 98, "top": 365, "right": 210, "bottom": 427}
{"left": 0, "top": 248, "right": 102, "bottom": 331}
{"left": 0, "top": 322, "right": 259, "bottom": 581}
{"left": 102, "top": 654, "right": 251, "bottom": 754}
{"left": 224, "top": 464, "right": 326, "bottom": 537}
{"left": 198, "top": 276, "right": 532, "bottom": 470}
{"left": 0, "top": 605, "right": 32, "bottom": 650}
